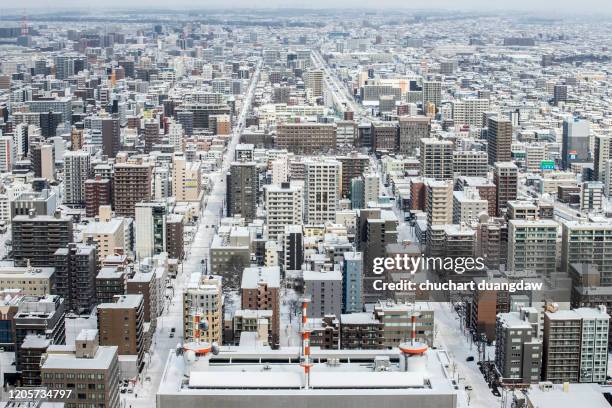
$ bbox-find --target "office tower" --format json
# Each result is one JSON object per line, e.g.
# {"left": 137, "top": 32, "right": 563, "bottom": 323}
{"left": 53, "top": 243, "right": 97, "bottom": 314}
{"left": 452, "top": 188, "right": 488, "bottom": 224}
{"left": 425, "top": 179, "right": 453, "bottom": 227}
{"left": 304, "top": 69, "right": 324, "bottom": 97}
{"left": 452, "top": 151, "right": 488, "bottom": 177}
{"left": 226, "top": 161, "right": 258, "bottom": 222}
{"left": 0, "top": 136, "right": 14, "bottom": 172}
{"left": 276, "top": 123, "right": 336, "bottom": 154}
{"left": 343, "top": 252, "right": 363, "bottom": 313}
{"left": 303, "top": 269, "right": 342, "bottom": 318}
{"left": 372, "top": 121, "right": 398, "bottom": 153}
{"left": 101, "top": 117, "right": 121, "bottom": 157}
{"left": 350, "top": 178, "right": 365, "bottom": 209}
{"left": 543, "top": 307, "right": 609, "bottom": 383}
{"left": 113, "top": 162, "right": 152, "bottom": 217}
{"left": 422, "top": 80, "right": 441, "bottom": 109}
{"left": 97, "top": 294, "right": 145, "bottom": 368}
{"left": 264, "top": 182, "right": 303, "bottom": 241}
{"left": 494, "top": 162, "right": 518, "bottom": 216}
{"left": 562, "top": 117, "right": 589, "bottom": 169}
{"left": 166, "top": 214, "right": 185, "bottom": 260}
{"left": 495, "top": 311, "right": 542, "bottom": 383}
{"left": 398, "top": 116, "right": 430, "bottom": 156}
{"left": 183, "top": 275, "right": 223, "bottom": 344}
{"left": 593, "top": 135, "right": 612, "bottom": 182}
{"left": 12, "top": 211, "right": 73, "bottom": 267}
{"left": 561, "top": 221, "right": 612, "bottom": 285}
{"left": 525, "top": 144, "right": 546, "bottom": 172}
{"left": 41, "top": 329, "right": 121, "bottom": 408}
{"left": 487, "top": 116, "right": 513, "bottom": 165}
{"left": 63, "top": 150, "right": 91, "bottom": 207}
{"left": 14, "top": 295, "right": 65, "bottom": 374}
{"left": 451, "top": 99, "right": 490, "bottom": 127}
{"left": 241, "top": 266, "right": 280, "bottom": 348}
{"left": 508, "top": 219, "right": 558, "bottom": 275}
{"left": 357, "top": 209, "right": 398, "bottom": 304}
{"left": 553, "top": 84, "right": 568, "bottom": 105}
{"left": 173, "top": 155, "right": 202, "bottom": 202}
{"left": 304, "top": 158, "right": 341, "bottom": 224}
{"left": 168, "top": 122, "right": 184, "bottom": 151}
{"left": 420, "top": 138, "right": 453, "bottom": 180}
{"left": 580, "top": 181, "right": 604, "bottom": 212}
{"left": 85, "top": 176, "right": 112, "bottom": 217}
{"left": 283, "top": 225, "right": 304, "bottom": 273}
{"left": 337, "top": 152, "right": 369, "bottom": 198}
{"left": 135, "top": 202, "right": 167, "bottom": 260}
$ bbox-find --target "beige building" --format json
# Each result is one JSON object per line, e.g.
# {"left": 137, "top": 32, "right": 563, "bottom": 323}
{"left": 0, "top": 266, "right": 55, "bottom": 296}
{"left": 183, "top": 275, "right": 223, "bottom": 344}
{"left": 83, "top": 218, "right": 126, "bottom": 260}
{"left": 41, "top": 329, "right": 120, "bottom": 408}
{"left": 173, "top": 155, "right": 202, "bottom": 202}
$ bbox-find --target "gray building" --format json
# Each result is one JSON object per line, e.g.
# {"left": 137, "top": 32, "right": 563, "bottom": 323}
{"left": 303, "top": 270, "right": 342, "bottom": 318}
{"left": 10, "top": 189, "right": 57, "bottom": 219}
{"left": 495, "top": 311, "right": 542, "bottom": 383}
{"left": 53, "top": 243, "right": 98, "bottom": 314}
{"left": 562, "top": 117, "right": 589, "bottom": 170}
{"left": 226, "top": 161, "right": 258, "bottom": 223}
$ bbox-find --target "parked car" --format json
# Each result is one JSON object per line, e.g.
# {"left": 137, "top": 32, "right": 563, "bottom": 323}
{"left": 466, "top": 356, "right": 475, "bottom": 362}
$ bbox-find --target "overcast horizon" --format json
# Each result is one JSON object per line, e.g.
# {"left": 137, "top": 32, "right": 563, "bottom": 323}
{"left": 4, "top": 0, "right": 612, "bottom": 15}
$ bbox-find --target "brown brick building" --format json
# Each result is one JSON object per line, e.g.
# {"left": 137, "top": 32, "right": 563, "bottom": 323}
{"left": 97, "top": 294, "right": 145, "bottom": 369}
{"left": 276, "top": 123, "right": 336, "bottom": 154}
{"left": 85, "top": 176, "right": 112, "bottom": 218}
{"left": 240, "top": 267, "right": 280, "bottom": 349}
{"left": 112, "top": 162, "right": 152, "bottom": 217}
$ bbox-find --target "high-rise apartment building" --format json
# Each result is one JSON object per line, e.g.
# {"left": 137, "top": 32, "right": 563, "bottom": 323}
{"left": 425, "top": 179, "right": 453, "bottom": 227}
{"left": 304, "top": 158, "right": 341, "bottom": 224}
{"left": 85, "top": 176, "right": 112, "bottom": 217}
{"left": 508, "top": 219, "right": 558, "bottom": 275}
{"left": 63, "top": 150, "right": 91, "bottom": 207}
{"left": 183, "top": 275, "right": 223, "bottom": 344}
{"left": 53, "top": 243, "right": 98, "bottom": 314}
{"left": 97, "top": 294, "right": 145, "bottom": 368}
{"left": 173, "top": 155, "right": 202, "bottom": 202}
{"left": 226, "top": 161, "right": 258, "bottom": 222}
{"left": 135, "top": 202, "right": 167, "bottom": 260}
{"left": 12, "top": 212, "right": 74, "bottom": 267}
{"left": 543, "top": 307, "right": 609, "bottom": 383}
{"left": 264, "top": 182, "right": 303, "bottom": 241}
{"left": 494, "top": 162, "right": 518, "bottom": 216}
{"left": 452, "top": 150, "right": 488, "bottom": 177}
{"left": 495, "top": 311, "right": 542, "bottom": 383}
{"left": 101, "top": 117, "right": 121, "bottom": 157}
{"left": 487, "top": 116, "right": 513, "bottom": 165}
{"left": 420, "top": 138, "right": 454, "bottom": 180}
{"left": 241, "top": 266, "right": 280, "bottom": 348}
{"left": 561, "top": 221, "right": 612, "bottom": 285}
{"left": 113, "top": 162, "right": 152, "bottom": 217}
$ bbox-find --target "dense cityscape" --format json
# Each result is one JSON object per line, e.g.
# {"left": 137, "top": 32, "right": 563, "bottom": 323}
{"left": 0, "top": 5, "right": 611, "bottom": 408}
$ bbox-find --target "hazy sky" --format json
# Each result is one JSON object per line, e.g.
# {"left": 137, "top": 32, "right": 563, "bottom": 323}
{"left": 8, "top": 0, "right": 612, "bottom": 14}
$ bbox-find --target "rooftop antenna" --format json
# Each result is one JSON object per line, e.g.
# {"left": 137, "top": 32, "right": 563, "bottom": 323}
{"left": 300, "top": 298, "right": 313, "bottom": 389}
